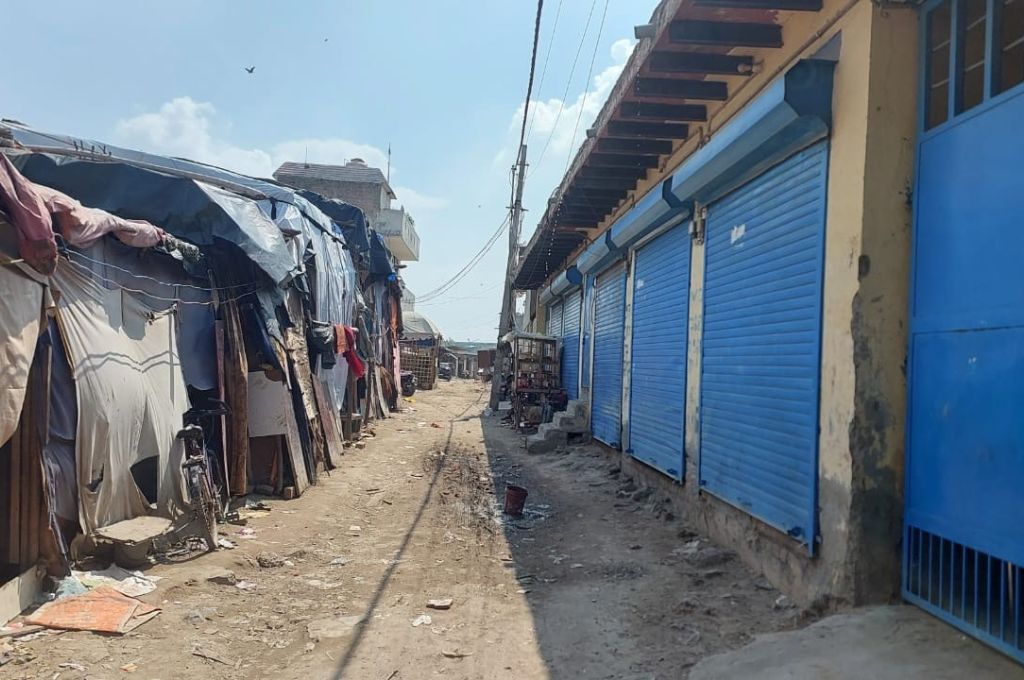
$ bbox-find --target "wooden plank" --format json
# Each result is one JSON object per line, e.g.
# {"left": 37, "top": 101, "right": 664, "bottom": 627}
{"left": 311, "top": 380, "right": 344, "bottom": 468}
{"left": 223, "top": 302, "right": 249, "bottom": 496}
{"left": 0, "top": 565, "right": 42, "bottom": 626}
{"left": 247, "top": 372, "right": 309, "bottom": 496}
{"left": 214, "top": 321, "right": 230, "bottom": 499}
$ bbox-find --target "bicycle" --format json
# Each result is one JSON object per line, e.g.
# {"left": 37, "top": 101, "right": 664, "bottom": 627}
{"left": 176, "top": 401, "right": 228, "bottom": 552}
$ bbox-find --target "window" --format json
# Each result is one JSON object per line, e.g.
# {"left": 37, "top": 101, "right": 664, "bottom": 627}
{"left": 997, "top": 0, "right": 1024, "bottom": 94}
{"left": 927, "top": 1, "right": 952, "bottom": 129}
{"left": 958, "top": 0, "right": 987, "bottom": 112}
{"left": 924, "top": 0, "right": 1024, "bottom": 130}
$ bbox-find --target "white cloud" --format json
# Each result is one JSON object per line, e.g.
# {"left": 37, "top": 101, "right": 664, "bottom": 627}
{"left": 113, "top": 97, "right": 443, "bottom": 211}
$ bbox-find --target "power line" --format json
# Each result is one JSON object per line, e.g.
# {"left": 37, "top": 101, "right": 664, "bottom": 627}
{"left": 564, "top": 0, "right": 611, "bottom": 178}
{"left": 528, "top": 0, "right": 598, "bottom": 176}
{"left": 517, "top": 0, "right": 545, "bottom": 152}
{"left": 416, "top": 217, "right": 509, "bottom": 302}
{"left": 524, "top": 0, "right": 565, "bottom": 144}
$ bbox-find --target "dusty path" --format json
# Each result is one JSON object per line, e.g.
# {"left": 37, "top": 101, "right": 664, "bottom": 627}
{"left": 6, "top": 380, "right": 800, "bottom": 679}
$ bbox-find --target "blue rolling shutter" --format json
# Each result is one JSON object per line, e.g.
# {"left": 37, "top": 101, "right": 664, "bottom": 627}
{"left": 628, "top": 224, "right": 691, "bottom": 479}
{"left": 546, "top": 301, "right": 563, "bottom": 337}
{"left": 591, "top": 262, "right": 627, "bottom": 447}
{"left": 561, "top": 291, "right": 582, "bottom": 400}
{"left": 699, "top": 141, "right": 828, "bottom": 548}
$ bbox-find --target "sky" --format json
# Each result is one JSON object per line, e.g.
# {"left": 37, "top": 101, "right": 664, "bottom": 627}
{"left": 2, "top": 0, "right": 658, "bottom": 341}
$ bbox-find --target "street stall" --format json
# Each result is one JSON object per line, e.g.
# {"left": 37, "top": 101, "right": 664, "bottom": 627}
{"left": 497, "top": 331, "right": 565, "bottom": 430}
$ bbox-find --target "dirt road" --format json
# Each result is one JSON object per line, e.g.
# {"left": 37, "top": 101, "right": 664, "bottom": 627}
{"left": 5, "top": 380, "right": 800, "bottom": 679}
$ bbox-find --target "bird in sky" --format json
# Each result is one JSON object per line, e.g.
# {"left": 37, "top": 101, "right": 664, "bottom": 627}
{"left": 244, "top": 66, "right": 255, "bottom": 74}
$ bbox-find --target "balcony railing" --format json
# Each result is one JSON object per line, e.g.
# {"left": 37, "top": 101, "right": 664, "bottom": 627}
{"left": 376, "top": 207, "right": 420, "bottom": 262}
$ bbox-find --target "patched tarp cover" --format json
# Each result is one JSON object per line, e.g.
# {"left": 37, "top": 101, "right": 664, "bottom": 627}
{"left": 0, "top": 257, "right": 46, "bottom": 446}
{"left": 52, "top": 260, "right": 188, "bottom": 533}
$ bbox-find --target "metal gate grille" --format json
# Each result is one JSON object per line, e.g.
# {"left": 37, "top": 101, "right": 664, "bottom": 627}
{"left": 904, "top": 526, "right": 1023, "bottom": 659}
{"left": 591, "top": 263, "right": 627, "bottom": 447}
{"left": 561, "top": 290, "right": 582, "bottom": 400}
{"left": 546, "top": 301, "right": 563, "bottom": 337}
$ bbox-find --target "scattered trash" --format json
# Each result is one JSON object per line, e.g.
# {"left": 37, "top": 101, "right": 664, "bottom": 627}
{"left": 205, "top": 569, "right": 237, "bottom": 586}
{"left": 184, "top": 608, "right": 219, "bottom": 626}
{"left": 0, "top": 623, "right": 44, "bottom": 640}
{"left": 54, "top": 575, "right": 88, "bottom": 599}
{"left": 27, "top": 586, "right": 160, "bottom": 634}
{"left": 409, "top": 472, "right": 424, "bottom": 478}
{"left": 191, "top": 643, "right": 235, "bottom": 666}
{"left": 120, "top": 662, "right": 139, "bottom": 672}
{"left": 426, "top": 598, "right": 453, "bottom": 610}
{"left": 256, "top": 552, "right": 285, "bottom": 569}
{"left": 306, "top": 615, "right": 364, "bottom": 641}
{"left": 503, "top": 484, "right": 528, "bottom": 516}
{"left": 570, "top": 563, "right": 584, "bottom": 569}
{"left": 237, "top": 527, "right": 257, "bottom": 539}
{"left": 59, "top": 662, "right": 88, "bottom": 671}
{"left": 304, "top": 641, "right": 316, "bottom": 653}
{"left": 349, "top": 525, "right": 362, "bottom": 534}
{"left": 416, "top": 422, "right": 428, "bottom": 428}
{"left": 411, "top": 614, "right": 432, "bottom": 627}
{"left": 329, "top": 557, "right": 350, "bottom": 566}
{"left": 72, "top": 565, "right": 161, "bottom": 598}
{"left": 441, "top": 649, "right": 471, "bottom": 659}
{"left": 235, "top": 580, "right": 257, "bottom": 592}
{"left": 773, "top": 595, "right": 791, "bottom": 610}
{"left": 430, "top": 422, "right": 442, "bottom": 429}
{"left": 629, "top": 544, "right": 643, "bottom": 550}
{"left": 216, "top": 538, "right": 237, "bottom": 550}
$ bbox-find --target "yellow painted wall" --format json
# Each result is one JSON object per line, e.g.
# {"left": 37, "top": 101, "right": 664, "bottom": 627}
{"left": 542, "top": 0, "right": 918, "bottom": 607}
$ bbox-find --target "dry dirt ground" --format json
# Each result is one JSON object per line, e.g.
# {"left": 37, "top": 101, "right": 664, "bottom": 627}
{"left": 4, "top": 380, "right": 807, "bottom": 680}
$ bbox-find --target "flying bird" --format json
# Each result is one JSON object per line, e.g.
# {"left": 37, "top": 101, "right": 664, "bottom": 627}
{"left": 244, "top": 66, "right": 255, "bottom": 74}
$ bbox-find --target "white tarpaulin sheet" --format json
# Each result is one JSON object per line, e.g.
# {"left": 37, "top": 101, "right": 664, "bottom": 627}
{"left": 52, "top": 260, "right": 188, "bottom": 533}
{"left": 0, "top": 261, "right": 45, "bottom": 446}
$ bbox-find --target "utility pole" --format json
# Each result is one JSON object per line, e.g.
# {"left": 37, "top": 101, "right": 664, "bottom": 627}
{"left": 490, "top": 143, "right": 528, "bottom": 409}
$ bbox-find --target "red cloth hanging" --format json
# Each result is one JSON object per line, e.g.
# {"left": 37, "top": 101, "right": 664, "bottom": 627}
{"left": 343, "top": 325, "right": 365, "bottom": 379}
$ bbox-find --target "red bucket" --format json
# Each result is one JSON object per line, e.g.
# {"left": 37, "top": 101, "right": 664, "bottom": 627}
{"left": 504, "top": 484, "right": 528, "bottom": 516}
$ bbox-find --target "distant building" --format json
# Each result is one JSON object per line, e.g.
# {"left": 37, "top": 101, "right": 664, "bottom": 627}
{"left": 274, "top": 158, "right": 419, "bottom": 262}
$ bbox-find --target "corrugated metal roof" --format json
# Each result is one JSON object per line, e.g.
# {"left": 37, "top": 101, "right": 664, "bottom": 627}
{"left": 274, "top": 161, "right": 396, "bottom": 197}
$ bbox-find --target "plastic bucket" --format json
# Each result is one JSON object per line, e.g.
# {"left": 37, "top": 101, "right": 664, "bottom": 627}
{"left": 504, "top": 484, "right": 528, "bottom": 516}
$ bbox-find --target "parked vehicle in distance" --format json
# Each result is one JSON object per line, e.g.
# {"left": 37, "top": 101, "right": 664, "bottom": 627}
{"left": 439, "top": 362, "right": 453, "bottom": 381}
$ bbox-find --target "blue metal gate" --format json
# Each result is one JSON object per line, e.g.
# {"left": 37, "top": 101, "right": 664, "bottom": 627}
{"left": 591, "top": 263, "right": 627, "bottom": 447}
{"left": 546, "top": 300, "right": 563, "bottom": 337}
{"left": 903, "top": 1, "right": 1024, "bottom": 661}
{"left": 561, "top": 290, "right": 582, "bottom": 400}
{"left": 628, "top": 224, "right": 691, "bottom": 479}
{"left": 699, "top": 141, "right": 828, "bottom": 549}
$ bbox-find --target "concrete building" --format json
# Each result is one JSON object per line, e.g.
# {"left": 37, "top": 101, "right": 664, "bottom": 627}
{"left": 274, "top": 159, "right": 420, "bottom": 262}
{"left": 514, "top": 0, "right": 1023, "bottom": 665}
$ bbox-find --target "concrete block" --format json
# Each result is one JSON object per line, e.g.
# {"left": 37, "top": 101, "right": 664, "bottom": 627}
{"left": 526, "top": 429, "right": 567, "bottom": 454}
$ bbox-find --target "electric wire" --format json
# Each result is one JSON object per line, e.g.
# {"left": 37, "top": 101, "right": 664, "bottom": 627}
{"left": 524, "top": 0, "right": 565, "bottom": 144}
{"left": 62, "top": 246, "right": 258, "bottom": 293}
{"left": 415, "top": 216, "right": 510, "bottom": 302}
{"left": 564, "top": 0, "right": 611, "bottom": 178}
{"left": 527, "top": 0, "right": 598, "bottom": 177}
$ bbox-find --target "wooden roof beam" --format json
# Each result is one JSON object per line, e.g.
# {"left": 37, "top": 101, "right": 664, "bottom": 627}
{"left": 618, "top": 101, "right": 708, "bottom": 122}
{"left": 648, "top": 51, "right": 754, "bottom": 76}
{"left": 587, "top": 152, "right": 661, "bottom": 168}
{"left": 634, "top": 77, "right": 728, "bottom": 101}
{"left": 694, "top": 0, "right": 822, "bottom": 10}
{"left": 669, "top": 20, "right": 783, "bottom": 48}
{"left": 597, "top": 137, "right": 674, "bottom": 156}
{"left": 576, "top": 165, "right": 648, "bottom": 180}
{"left": 571, "top": 176, "right": 639, "bottom": 190}
{"left": 606, "top": 120, "right": 689, "bottom": 139}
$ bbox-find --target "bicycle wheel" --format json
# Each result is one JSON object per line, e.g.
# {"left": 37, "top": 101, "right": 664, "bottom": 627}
{"left": 189, "top": 468, "right": 218, "bottom": 552}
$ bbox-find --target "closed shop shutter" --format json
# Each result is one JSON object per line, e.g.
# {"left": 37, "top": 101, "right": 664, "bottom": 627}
{"left": 546, "top": 300, "right": 563, "bottom": 337}
{"left": 561, "top": 290, "right": 582, "bottom": 400}
{"left": 591, "top": 262, "right": 627, "bottom": 447}
{"left": 628, "top": 224, "right": 691, "bottom": 479}
{"left": 699, "top": 141, "right": 828, "bottom": 547}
